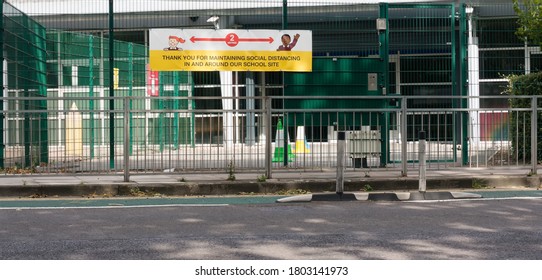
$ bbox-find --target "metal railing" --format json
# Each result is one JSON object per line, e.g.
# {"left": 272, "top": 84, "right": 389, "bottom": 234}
{"left": 1, "top": 95, "right": 539, "bottom": 179}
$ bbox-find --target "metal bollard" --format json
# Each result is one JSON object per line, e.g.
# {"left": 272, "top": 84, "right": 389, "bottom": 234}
{"left": 336, "top": 131, "right": 345, "bottom": 195}
{"left": 419, "top": 130, "right": 426, "bottom": 193}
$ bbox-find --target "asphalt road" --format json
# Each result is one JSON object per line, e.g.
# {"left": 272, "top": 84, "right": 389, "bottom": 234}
{"left": 1, "top": 197, "right": 542, "bottom": 259}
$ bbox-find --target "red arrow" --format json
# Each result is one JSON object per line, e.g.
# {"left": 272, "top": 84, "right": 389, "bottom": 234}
{"left": 190, "top": 36, "right": 223, "bottom": 43}
{"left": 190, "top": 34, "right": 274, "bottom": 47}
{"left": 238, "top": 37, "right": 274, "bottom": 43}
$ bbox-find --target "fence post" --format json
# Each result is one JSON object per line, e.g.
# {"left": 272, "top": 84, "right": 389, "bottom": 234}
{"left": 336, "top": 131, "right": 345, "bottom": 195}
{"left": 0, "top": 0, "right": 4, "bottom": 169}
{"left": 401, "top": 96, "right": 408, "bottom": 176}
{"left": 128, "top": 43, "right": 134, "bottom": 154}
{"left": 532, "top": 96, "right": 538, "bottom": 175}
{"left": 123, "top": 97, "right": 130, "bottom": 182}
{"left": 282, "top": 0, "right": 288, "bottom": 29}
{"left": 419, "top": 130, "right": 426, "bottom": 193}
{"left": 108, "top": 0, "right": 115, "bottom": 170}
{"left": 88, "top": 36, "right": 95, "bottom": 160}
{"left": 265, "top": 96, "right": 272, "bottom": 179}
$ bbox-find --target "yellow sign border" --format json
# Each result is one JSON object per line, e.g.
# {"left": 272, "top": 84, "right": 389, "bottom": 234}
{"left": 150, "top": 50, "right": 312, "bottom": 72}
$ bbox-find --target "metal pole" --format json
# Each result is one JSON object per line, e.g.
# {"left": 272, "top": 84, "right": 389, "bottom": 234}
{"left": 128, "top": 43, "right": 134, "bottom": 155}
{"left": 158, "top": 72, "right": 164, "bottom": 153}
{"left": 401, "top": 96, "right": 408, "bottom": 176}
{"left": 245, "top": 72, "right": 255, "bottom": 146}
{"left": 419, "top": 130, "right": 427, "bottom": 193}
{"left": 531, "top": 97, "right": 538, "bottom": 175}
{"left": 89, "top": 35, "right": 95, "bottom": 159}
{"left": 282, "top": 0, "right": 288, "bottom": 29}
{"left": 336, "top": 131, "right": 345, "bottom": 195}
{"left": 109, "top": 0, "right": 115, "bottom": 169}
{"left": 460, "top": 4, "right": 470, "bottom": 165}
{"left": 123, "top": 97, "right": 130, "bottom": 182}
{"left": 283, "top": 116, "right": 288, "bottom": 166}
{"left": 265, "top": 96, "right": 272, "bottom": 179}
{"left": 379, "top": 3, "right": 389, "bottom": 167}
{"left": 0, "top": 0, "right": 4, "bottom": 169}
{"left": 173, "top": 71, "right": 179, "bottom": 149}
{"left": 282, "top": 0, "right": 288, "bottom": 166}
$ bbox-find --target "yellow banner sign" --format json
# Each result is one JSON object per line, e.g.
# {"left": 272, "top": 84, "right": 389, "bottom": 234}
{"left": 150, "top": 29, "right": 312, "bottom": 72}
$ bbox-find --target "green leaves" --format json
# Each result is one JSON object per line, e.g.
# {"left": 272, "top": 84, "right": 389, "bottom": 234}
{"left": 513, "top": 0, "right": 542, "bottom": 47}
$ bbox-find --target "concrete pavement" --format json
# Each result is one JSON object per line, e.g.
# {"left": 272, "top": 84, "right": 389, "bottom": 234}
{"left": 0, "top": 166, "right": 540, "bottom": 198}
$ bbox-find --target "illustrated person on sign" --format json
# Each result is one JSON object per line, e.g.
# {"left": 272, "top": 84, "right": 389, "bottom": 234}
{"left": 164, "top": 36, "right": 185, "bottom": 50}
{"left": 277, "top": 33, "right": 300, "bottom": 51}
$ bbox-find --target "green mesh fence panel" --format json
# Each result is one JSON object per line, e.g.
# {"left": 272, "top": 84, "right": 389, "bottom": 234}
{"left": 2, "top": 1, "right": 48, "bottom": 168}
{"left": 1, "top": 0, "right": 538, "bottom": 171}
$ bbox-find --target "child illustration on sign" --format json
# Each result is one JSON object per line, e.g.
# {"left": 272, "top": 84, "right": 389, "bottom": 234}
{"left": 164, "top": 36, "right": 185, "bottom": 50}
{"left": 277, "top": 33, "right": 300, "bottom": 51}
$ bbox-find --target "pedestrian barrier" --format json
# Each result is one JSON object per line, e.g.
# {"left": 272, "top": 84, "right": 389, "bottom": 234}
{"left": 0, "top": 94, "right": 539, "bottom": 178}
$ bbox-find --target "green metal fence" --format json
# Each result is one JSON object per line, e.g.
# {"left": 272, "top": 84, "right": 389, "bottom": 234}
{"left": 2, "top": 1, "right": 48, "bottom": 168}
{"left": 1, "top": 0, "right": 540, "bottom": 175}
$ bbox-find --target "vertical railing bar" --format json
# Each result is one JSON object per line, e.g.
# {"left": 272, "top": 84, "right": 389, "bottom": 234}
{"left": 123, "top": 97, "right": 130, "bottom": 182}
{"left": 523, "top": 111, "right": 526, "bottom": 166}
{"left": 513, "top": 112, "right": 520, "bottom": 164}
{"left": 108, "top": 0, "right": 115, "bottom": 170}
{"left": 265, "top": 96, "right": 272, "bottom": 179}
{"left": 401, "top": 96, "right": 408, "bottom": 176}
{"left": 531, "top": 97, "right": 537, "bottom": 175}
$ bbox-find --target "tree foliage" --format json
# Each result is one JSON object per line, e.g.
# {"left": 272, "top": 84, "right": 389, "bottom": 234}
{"left": 507, "top": 72, "right": 542, "bottom": 162}
{"left": 511, "top": 1, "right": 542, "bottom": 162}
{"left": 513, "top": 0, "right": 542, "bottom": 47}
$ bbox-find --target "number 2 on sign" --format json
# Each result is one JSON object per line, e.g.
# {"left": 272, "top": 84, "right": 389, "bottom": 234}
{"left": 226, "top": 33, "right": 239, "bottom": 47}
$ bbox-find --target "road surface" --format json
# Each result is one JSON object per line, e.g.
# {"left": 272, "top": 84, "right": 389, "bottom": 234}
{"left": 1, "top": 196, "right": 541, "bottom": 259}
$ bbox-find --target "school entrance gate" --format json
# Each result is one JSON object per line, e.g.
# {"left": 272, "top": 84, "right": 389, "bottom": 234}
{"left": 283, "top": 3, "right": 465, "bottom": 167}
